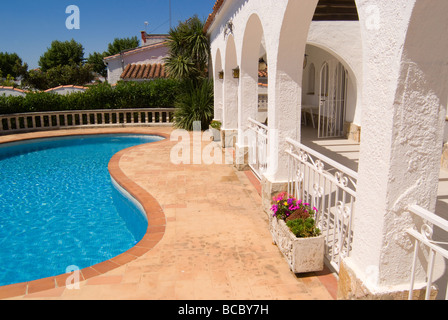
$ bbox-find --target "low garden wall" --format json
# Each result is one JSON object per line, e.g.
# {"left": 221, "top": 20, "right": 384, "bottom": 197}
{"left": 0, "top": 108, "right": 175, "bottom": 135}
{"left": 0, "top": 81, "right": 179, "bottom": 135}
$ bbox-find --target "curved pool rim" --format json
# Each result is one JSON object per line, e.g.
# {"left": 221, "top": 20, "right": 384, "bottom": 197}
{"left": 0, "top": 129, "right": 169, "bottom": 298}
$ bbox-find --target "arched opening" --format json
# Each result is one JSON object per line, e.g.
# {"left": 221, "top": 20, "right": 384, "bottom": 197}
{"left": 275, "top": 0, "right": 362, "bottom": 273}
{"left": 301, "top": 44, "right": 359, "bottom": 143}
{"left": 222, "top": 35, "right": 239, "bottom": 148}
{"left": 238, "top": 13, "right": 268, "bottom": 176}
{"left": 239, "top": 13, "right": 266, "bottom": 129}
{"left": 213, "top": 49, "right": 223, "bottom": 122}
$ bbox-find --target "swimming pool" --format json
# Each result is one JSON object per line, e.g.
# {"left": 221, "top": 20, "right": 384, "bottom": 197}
{"left": 0, "top": 134, "right": 163, "bottom": 287}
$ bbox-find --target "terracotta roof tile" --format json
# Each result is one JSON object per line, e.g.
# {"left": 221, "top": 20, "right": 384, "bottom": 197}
{"left": 204, "top": 0, "right": 226, "bottom": 33}
{"left": 120, "top": 63, "right": 168, "bottom": 80}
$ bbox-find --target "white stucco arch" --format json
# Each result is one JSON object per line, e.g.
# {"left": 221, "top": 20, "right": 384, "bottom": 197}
{"left": 213, "top": 49, "right": 223, "bottom": 122}
{"left": 303, "top": 43, "right": 360, "bottom": 126}
{"left": 238, "top": 13, "right": 266, "bottom": 147}
{"left": 265, "top": 0, "right": 319, "bottom": 180}
{"left": 222, "top": 34, "right": 239, "bottom": 138}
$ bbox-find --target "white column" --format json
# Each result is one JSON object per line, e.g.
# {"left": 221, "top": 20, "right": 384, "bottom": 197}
{"left": 340, "top": 0, "right": 448, "bottom": 298}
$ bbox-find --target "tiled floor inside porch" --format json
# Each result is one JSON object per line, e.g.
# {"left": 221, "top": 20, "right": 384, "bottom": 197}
{"left": 0, "top": 127, "right": 337, "bottom": 300}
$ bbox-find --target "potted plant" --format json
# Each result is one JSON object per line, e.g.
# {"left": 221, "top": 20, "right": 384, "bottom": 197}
{"left": 269, "top": 192, "right": 325, "bottom": 273}
{"left": 209, "top": 120, "right": 222, "bottom": 142}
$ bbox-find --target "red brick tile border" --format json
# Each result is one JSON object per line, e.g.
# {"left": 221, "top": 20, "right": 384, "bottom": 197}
{"left": 0, "top": 129, "right": 170, "bottom": 299}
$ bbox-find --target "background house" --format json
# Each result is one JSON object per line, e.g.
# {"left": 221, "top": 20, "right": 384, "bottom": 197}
{"left": 104, "top": 32, "right": 169, "bottom": 85}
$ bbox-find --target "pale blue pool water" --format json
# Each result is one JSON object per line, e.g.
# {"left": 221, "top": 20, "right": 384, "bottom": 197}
{"left": 0, "top": 134, "right": 163, "bottom": 286}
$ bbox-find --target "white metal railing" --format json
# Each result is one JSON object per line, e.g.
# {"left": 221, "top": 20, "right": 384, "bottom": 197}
{"left": 286, "top": 137, "right": 358, "bottom": 272}
{"left": 247, "top": 117, "right": 268, "bottom": 179}
{"left": 0, "top": 108, "right": 174, "bottom": 134}
{"left": 407, "top": 204, "right": 448, "bottom": 300}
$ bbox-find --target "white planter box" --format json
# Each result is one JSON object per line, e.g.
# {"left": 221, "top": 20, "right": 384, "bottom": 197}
{"left": 209, "top": 126, "right": 221, "bottom": 142}
{"left": 269, "top": 214, "right": 325, "bottom": 274}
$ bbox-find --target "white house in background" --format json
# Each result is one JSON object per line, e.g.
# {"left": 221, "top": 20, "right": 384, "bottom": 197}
{"left": 44, "top": 85, "right": 88, "bottom": 95}
{"left": 103, "top": 32, "right": 170, "bottom": 85}
{"left": 206, "top": 0, "right": 448, "bottom": 299}
{"left": 0, "top": 86, "right": 27, "bottom": 97}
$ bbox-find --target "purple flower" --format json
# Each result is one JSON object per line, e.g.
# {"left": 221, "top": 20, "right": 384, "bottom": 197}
{"left": 271, "top": 205, "right": 278, "bottom": 213}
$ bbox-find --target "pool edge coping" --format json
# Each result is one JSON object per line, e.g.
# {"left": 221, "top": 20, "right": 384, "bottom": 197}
{"left": 0, "top": 129, "right": 170, "bottom": 299}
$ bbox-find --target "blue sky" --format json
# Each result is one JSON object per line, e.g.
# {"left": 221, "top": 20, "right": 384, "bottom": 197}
{"left": 0, "top": 0, "right": 215, "bottom": 69}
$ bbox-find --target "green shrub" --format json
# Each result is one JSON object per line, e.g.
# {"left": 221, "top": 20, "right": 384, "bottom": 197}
{"left": 173, "top": 78, "right": 214, "bottom": 131}
{"left": 286, "top": 218, "right": 321, "bottom": 238}
{"left": 0, "top": 80, "right": 180, "bottom": 115}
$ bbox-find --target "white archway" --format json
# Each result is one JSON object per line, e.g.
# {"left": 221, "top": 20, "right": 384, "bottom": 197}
{"left": 213, "top": 49, "right": 223, "bottom": 122}
{"left": 222, "top": 34, "right": 239, "bottom": 148}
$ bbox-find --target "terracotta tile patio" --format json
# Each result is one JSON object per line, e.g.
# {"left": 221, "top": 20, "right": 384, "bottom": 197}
{"left": 0, "top": 127, "right": 336, "bottom": 300}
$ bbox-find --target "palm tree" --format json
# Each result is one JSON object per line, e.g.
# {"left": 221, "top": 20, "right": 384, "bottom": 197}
{"left": 174, "top": 78, "right": 214, "bottom": 131}
{"left": 164, "top": 16, "right": 210, "bottom": 80}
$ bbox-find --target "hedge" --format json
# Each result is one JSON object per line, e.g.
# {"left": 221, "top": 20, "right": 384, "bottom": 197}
{"left": 0, "top": 80, "right": 180, "bottom": 115}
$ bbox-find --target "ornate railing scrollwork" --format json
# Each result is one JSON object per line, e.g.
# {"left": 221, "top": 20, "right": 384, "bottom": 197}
{"left": 286, "top": 137, "right": 358, "bottom": 272}
{"left": 407, "top": 205, "right": 448, "bottom": 300}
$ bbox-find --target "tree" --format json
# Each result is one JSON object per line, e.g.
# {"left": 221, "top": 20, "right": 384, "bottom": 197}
{"left": 164, "top": 15, "right": 210, "bottom": 80}
{"left": 87, "top": 37, "right": 140, "bottom": 79}
{"left": 87, "top": 51, "right": 107, "bottom": 77}
{"left": 105, "top": 37, "right": 140, "bottom": 56}
{"left": 174, "top": 78, "right": 214, "bottom": 131}
{"left": 38, "top": 39, "right": 85, "bottom": 72}
{"left": 0, "top": 52, "right": 28, "bottom": 79}
{"left": 24, "top": 64, "right": 94, "bottom": 90}
{"left": 165, "top": 16, "right": 213, "bottom": 131}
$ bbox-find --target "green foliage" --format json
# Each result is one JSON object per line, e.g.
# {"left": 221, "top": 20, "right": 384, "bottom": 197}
{"left": 0, "top": 74, "right": 16, "bottom": 87}
{"left": 173, "top": 78, "right": 214, "bottom": 131}
{"left": 286, "top": 218, "right": 321, "bottom": 238}
{"left": 165, "top": 15, "right": 210, "bottom": 80}
{"left": 106, "top": 37, "right": 140, "bottom": 56}
{"left": 210, "top": 120, "right": 221, "bottom": 130}
{"left": 38, "top": 39, "right": 85, "bottom": 72}
{"left": 0, "top": 80, "right": 180, "bottom": 115}
{"left": 23, "top": 64, "right": 94, "bottom": 91}
{"left": 0, "top": 52, "right": 28, "bottom": 79}
{"left": 22, "top": 69, "right": 48, "bottom": 91}
{"left": 165, "top": 15, "right": 212, "bottom": 131}
{"left": 86, "top": 52, "right": 108, "bottom": 77}
{"left": 87, "top": 37, "right": 139, "bottom": 78}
